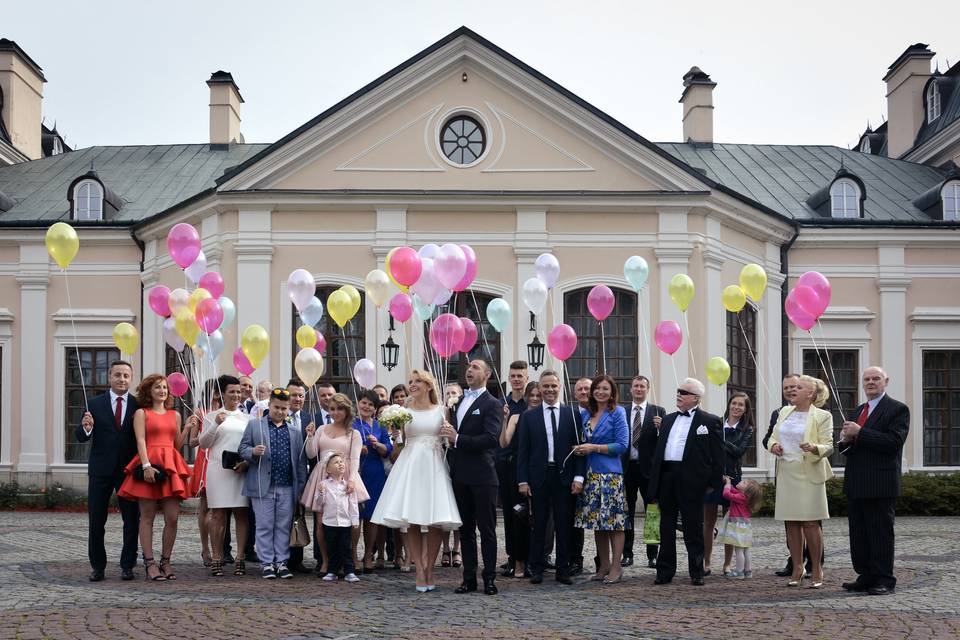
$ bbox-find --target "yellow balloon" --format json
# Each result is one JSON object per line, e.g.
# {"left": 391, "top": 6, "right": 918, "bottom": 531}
{"left": 45, "top": 222, "right": 79, "bottom": 270}
{"left": 739, "top": 263, "right": 768, "bottom": 301}
{"left": 722, "top": 285, "right": 747, "bottom": 313}
{"left": 706, "top": 356, "right": 731, "bottom": 386}
{"left": 294, "top": 347, "right": 325, "bottom": 387}
{"left": 385, "top": 248, "right": 409, "bottom": 293}
{"left": 188, "top": 287, "right": 212, "bottom": 314}
{"left": 364, "top": 269, "right": 391, "bottom": 308}
{"left": 327, "top": 289, "right": 354, "bottom": 328}
{"left": 112, "top": 322, "right": 139, "bottom": 355}
{"left": 241, "top": 324, "right": 270, "bottom": 368}
{"left": 174, "top": 308, "right": 201, "bottom": 347}
{"left": 668, "top": 274, "right": 695, "bottom": 312}
{"left": 340, "top": 284, "right": 362, "bottom": 317}
{"left": 296, "top": 325, "right": 318, "bottom": 349}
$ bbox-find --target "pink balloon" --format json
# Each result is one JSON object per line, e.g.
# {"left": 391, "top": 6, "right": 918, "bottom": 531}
{"left": 796, "top": 271, "right": 831, "bottom": 317}
{"left": 435, "top": 244, "right": 467, "bottom": 289}
{"left": 785, "top": 288, "right": 816, "bottom": 331}
{"left": 233, "top": 347, "right": 255, "bottom": 376}
{"left": 148, "top": 285, "right": 171, "bottom": 317}
{"left": 167, "top": 372, "right": 190, "bottom": 398}
{"left": 198, "top": 272, "right": 225, "bottom": 299}
{"left": 430, "top": 313, "right": 465, "bottom": 358}
{"left": 411, "top": 258, "right": 444, "bottom": 307}
{"left": 453, "top": 244, "right": 478, "bottom": 292}
{"left": 389, "top": 246, "right": 422, "bottom": 287}
{"left": 195, "top": 298, "right": 223, "bottom": 334}
{"left": 587, "top": 285, "right": 615, "bottom": 321}
{"left": 459, "top": 317, "right": 479, "bottom": 353}
{"left": 389, "top": 293, "right": 413, "bottom": 323}
{"left": 654, "top": 320, "right": 683, "bottom": 355}
{"left": 794, "top": 285, "right": 825, "bottom": 320}
{"left": 166, "top": 223, "right": 201, "bottom": 269}
{"left": 314, "top": 331, "right": 327, "bottom": 353}
{"left": 547, "top": 324, "right": 578, "bottom": 361}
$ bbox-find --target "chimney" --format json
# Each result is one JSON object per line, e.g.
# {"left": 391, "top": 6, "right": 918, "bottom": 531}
{"left": 0, "top": 39, "right": 46, "bottom": 160}
{"left": 207, "top": 70, "right": 243, "bottom": 147}
{"left": 884, "top": 43, "right": 934, "bottom": 158}
{"left": 680, "top": 66, "right": 716, "bottom": 144}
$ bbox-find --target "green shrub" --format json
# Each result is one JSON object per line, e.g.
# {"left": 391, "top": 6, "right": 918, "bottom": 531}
{"left": 0, "top": 482, "right": 18, "bottom": 510}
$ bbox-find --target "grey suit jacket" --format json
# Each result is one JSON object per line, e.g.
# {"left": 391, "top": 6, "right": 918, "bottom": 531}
{"left": 238, "top": 416, "right": 308, "bottom": 499}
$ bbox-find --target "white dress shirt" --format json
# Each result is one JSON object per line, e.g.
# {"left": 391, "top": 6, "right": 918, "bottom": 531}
{"left": 865, "top": 393, "right": 885, "bottom": 418}
{"left": 87, "top": 390, "right": 130, "bottom": 435}
{"left": 664, "top": 408, "right": 696, "bottom": 462}
{"left": 629, "top": 401, "right": 647, "bottom": 461}
{"left": 456, "top": 387, "right": 486, "bottom": 426}
{"left": 542, "top": 403, "right": 559, "bottom": 463}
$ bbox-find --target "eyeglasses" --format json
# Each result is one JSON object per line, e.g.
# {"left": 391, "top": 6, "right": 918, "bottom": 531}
{"left": 676, "top": 389, "right": 698, "bottom": 397}
{"left": 270, "top": 388, "right": 291, "bottom": 400}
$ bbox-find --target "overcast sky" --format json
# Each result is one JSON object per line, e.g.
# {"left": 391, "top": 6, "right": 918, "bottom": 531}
{"left": 7, "top": 1, "right": 959, "bottom": 151}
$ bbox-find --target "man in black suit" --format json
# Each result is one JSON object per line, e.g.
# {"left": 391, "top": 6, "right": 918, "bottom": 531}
{"left": 648, "top": 377, "right": 722, "bottom": 586}
{"left": 76, "top": 360, "right": 140, "bottom": 582}
{"left": 622, "top": 374, "right": 666, "bottom": 568}
{"left": 516, "top": 370, "right": 585, "bottom": 585}
{"left": 441, "top": 359, "right": 501, "bottom": 595}
{"left": 840, "top": 366, "right": 910, "bottom": 596}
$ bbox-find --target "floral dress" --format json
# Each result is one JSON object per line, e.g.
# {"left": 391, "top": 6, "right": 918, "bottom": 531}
{"left": 574, "top": 415, "right": 627, "bottom": 531}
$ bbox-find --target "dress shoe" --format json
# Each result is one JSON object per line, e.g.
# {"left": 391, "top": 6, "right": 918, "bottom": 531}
{"left": 654, "top": 576, "right": 671, "bottom": 585}
{"left": 289, "top": 563, "right": 312, "bottom": 575}
{"left": 647, "top": 558, "right": 657, "bottom": 568}
{"left": 89, "top": 569, "right": 105, "bottom": 582}
{"left": 691, "top": 576, "right": 705, "bottom": 586}
{"left": 120, "top": 568, "right": 135, "bottom": 581}
{"left": 500, "top": 566, "right": 515, "bottom": 578}
{"left": 774, "top": 566, "right": 793, "bottom": 577}
{"left": 556, "top": 574, "right": 573, "bottom": 585}
{"left": 454, "top": 582, "right": 477, "bottom": 594}
{"left": 530, "top": 572, "right": 543, "bottom": 584}
{"left": 569, "top": 563, "right": 583, "bottom": 576}
{"left": 483, "top": 578, "right": 498, "bottom": 595}
{"left": 621, "top": 555, "right": 634, "bottom": 567}
{"left": 842, "top": 580, "right": 868, "bottom": 592}
{"left": 868, "top": 585, "right": 893, "bottom": 596}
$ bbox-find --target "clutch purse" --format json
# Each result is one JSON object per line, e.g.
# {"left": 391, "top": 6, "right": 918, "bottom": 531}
{"left": 221, "top": 450, "right": 242, "bottom": 469}
{"left": 290, "top": 506, "right": 310, "bottom": 548}
{"left": 133, "top": 465, "right": 166, "bottom": 483}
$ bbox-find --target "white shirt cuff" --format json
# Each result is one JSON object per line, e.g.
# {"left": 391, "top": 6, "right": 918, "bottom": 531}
{"left": 573, "top": 476, "right": 584, "bottom": 484}
{"left": 453, "top": 434, "right": 458, "bottom": 448}
{"left": 83, "top": 426, "right": 93, "bottom": 436}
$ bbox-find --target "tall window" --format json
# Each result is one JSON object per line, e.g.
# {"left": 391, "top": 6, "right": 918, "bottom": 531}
{"left": 291, "top": 285, "right": 365, "bottom": 396}
{"left": 65, "top": 346, "right": 120, "bottom": 463}
{"left": 422, "top": 291, "right": 502, "bottom": 390}
{"left": 802, "top": 348, "right": 859, "bottom": 467}
{"left": 73, "top": 180, "right": 103, "bottom": 221}
{"left": 727, "top": 307, "right": 758, "bottom": 467}
{"left": 922, "top": 350, "right": 960, "bottom": 466}
{"left": 564, "top": 287, "right": 638, "bottom": 402}
{"left": 942, "top": 181, "right": 960, "bottom": 222}
{"left": 165, "top": 345, "right": 196, "bottom": 462}
{"left": 927, "top": 82, "right": 942, "bottom": 123}
{"left": 859, "top": 137, "right": 871, "bottom": 154}
{"left": 830, "top": 179, "right": 860, "bottom": 218}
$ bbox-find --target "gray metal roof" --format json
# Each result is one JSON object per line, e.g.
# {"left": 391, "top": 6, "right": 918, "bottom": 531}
{"left": 0, "top": 143, "right": 268, "bottom": 223}
{"left": 657, "top": 142, "right": 949, "bottom": 222}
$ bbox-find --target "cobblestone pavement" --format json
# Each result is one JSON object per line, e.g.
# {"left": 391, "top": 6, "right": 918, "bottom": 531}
{"left": 0, "top": 509, "right": 957, "bottom": 639}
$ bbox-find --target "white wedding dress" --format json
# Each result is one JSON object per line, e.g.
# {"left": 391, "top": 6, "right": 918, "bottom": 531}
{"left": 371, "top": 406, "right": 462, "bottom": 532}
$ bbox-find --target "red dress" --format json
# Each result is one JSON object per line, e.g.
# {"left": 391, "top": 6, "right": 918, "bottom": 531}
{"left": 118, "top": 409, "right": 192, "bottom": 500}
{"left": 189, "top": 414, "right": 209, "bottom": 497}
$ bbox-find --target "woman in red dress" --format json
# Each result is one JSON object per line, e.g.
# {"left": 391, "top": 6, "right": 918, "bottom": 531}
{"left": 118, "top": 374, "right": 192, "bottom": 581}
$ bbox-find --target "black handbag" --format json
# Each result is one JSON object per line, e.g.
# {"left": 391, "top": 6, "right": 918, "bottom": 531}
{"left": 221, "top": 450, "right": 242, "bottom": 469}
{"left": 133, "top": 465, "right": 166, "bottom": 483}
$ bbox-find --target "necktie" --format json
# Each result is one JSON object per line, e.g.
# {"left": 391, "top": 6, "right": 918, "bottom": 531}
{"left": 548, "top": 406, "right": 558, "bottom": 462}
{"left": 325, "top": 414, "right": 332, "bottom": 424}
{"left": 114, "top": 397, "right": 123, "bottom": 429}
{"left": 856, "top": 403, "right": 869, "bottom": 427}
{"left": 632, "top": 406, "right": 644, "bottom": 448}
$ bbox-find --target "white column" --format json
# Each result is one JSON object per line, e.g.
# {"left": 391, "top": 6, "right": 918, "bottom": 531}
{"left": 516, "top": 208, "right": 548, "bottom": 382}
{"left": 877, "top": 246, "right": 908, "bottom": 402}
{"left": 17, "top": 244, "right": 50, "bottom": 472}
{"left": 235, "top": 208, "right": 274, "bottom": 381}
{"left": 374, "top": 208, "right": 407, "bottom": 388}
{"left": 702, "top": 247, "right": 725, "bottom": 411}
{"left": 759, "top": 267, "right": 785, "bottom": 477}
{"left": 655, "top": 207, "right": 691, "bottom": 391}
{"left": 201, "top": 212, "right": 222, "bottom": 272}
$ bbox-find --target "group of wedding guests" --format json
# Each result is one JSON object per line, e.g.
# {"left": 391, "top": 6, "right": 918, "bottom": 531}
{"left": 79, "top": 357, "right": 909, "bottom": 597}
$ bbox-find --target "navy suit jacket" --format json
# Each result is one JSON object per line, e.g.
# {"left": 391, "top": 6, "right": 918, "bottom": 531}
{"left": 449, "top": 390, "right": 502, "bottom": 486}
{"left": 516, "top": 404, "right": 586, "bottom": 489}
{"left": 841, "top": 394, "right": 910, "bottom": 499}
{"left": 621, "top": 402, "right": 667, "bottom": 479}
{"left": 74, "top": 391, "right": 139, "bottom": 478}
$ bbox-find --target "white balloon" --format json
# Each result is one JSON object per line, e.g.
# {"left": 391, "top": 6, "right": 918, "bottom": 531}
{"left": 353, "top": 358, "right": 377, "bottom": 389}
{"left": 287, "top": 268, "right": 315, "bottom": 312}
{"left": 418, "top": 243, "right": 440, "bottom": 260}
{"left": 534, "top": 253, "right": 560, "bottom": 289}
{"left": 184, "top": 250, "right": 207, "bottom": 284}
{"left": 433, "top": 287, "right": 453, "bottom": 306}
{"left": 522, "top": 277, "right": 548, "bottom": 315}
{"left": 163, "top": 317, "right": 185, "bottom": 351}
{"left": 410, "top": 258, "right": 443, "bottom": 307}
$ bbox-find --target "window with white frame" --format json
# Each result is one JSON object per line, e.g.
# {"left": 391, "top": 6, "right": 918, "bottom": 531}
{"left": 859, "top": 137, "right": 871, "bottom": 154}
{"left": 927, "top": 82, "right": 941, "bottom": 123}
{"left": 73, "top": 180, "right": 103, "bottom": 221}
{"left": 829, "top": 179, "right": 861, "bottom": 218}
{"left": 942, "top": 181, "right": 960, "bottom": 221}
{"left": 802, "top": 348, "right": 859, "bottom": 467}
{"left": 922, "top": 350, "right": 960, "bottom": 466}
{"left": 64, "top": 346, "right": 120, "bottom": 463}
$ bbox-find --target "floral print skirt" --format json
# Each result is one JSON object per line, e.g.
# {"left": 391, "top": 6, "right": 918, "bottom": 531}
{"left": 575, "top": 471, "right": 626, "bottom": 531}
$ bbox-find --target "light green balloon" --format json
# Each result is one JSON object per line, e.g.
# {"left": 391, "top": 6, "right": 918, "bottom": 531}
{"left": 486, "top": 298, "right": 511, "bottom": 333}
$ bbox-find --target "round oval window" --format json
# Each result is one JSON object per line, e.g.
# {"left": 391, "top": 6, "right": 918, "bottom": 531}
{"left": 440, "top": 115, "right": 486, "bottom": 165}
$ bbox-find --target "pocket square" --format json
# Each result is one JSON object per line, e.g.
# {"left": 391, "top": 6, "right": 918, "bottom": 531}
{"left": 471, "top": 409, "right": 481, "bottom": 415}
{"left": 696, "top": 425, "right": 709, "bottom": 435}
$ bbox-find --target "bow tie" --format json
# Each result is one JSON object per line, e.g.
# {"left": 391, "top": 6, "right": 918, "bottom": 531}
{"left": 465, "top": 389, "right": 481, "bottom": 399}
{"left": 679, "top": 411, "right": 692, "bottom": 418}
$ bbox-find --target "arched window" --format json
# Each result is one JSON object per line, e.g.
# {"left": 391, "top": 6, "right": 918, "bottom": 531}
{"left": 942, "top": 180, "right": 960, "bottom": 221}
{"left": 927, "top": 82, "right": 942, "bottom": 123}
{"left": 424, "top": 292, "right": 502, "bottom": 389}
{"left": 726, "top": 306, "right": 758, "bottom": 467}
{"left": 73, "top": 179, "right": 103, "bottom": 221}
{"left": 291, "top": 285, "right": 365, "bottom": 396}
{"left": 859, "top": 137, "right": 871, "bottom": 154}
{"left": 829, "top": 178, "right": 861, "bottom": 218}
{"left": 563, "top": 286, "right": 638, "bottom": 401}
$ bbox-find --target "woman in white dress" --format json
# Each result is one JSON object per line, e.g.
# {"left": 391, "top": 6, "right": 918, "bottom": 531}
{"left": 372, "top": 369, "right": 461, "bottom": 592}
{"left": 197, "top": 375, "right": 251, "bottom": 577}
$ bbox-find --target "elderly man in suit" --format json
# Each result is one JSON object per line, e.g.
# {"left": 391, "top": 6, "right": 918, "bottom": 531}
{"left": 839, "top": 366, "right": 910, "bottom": 596}
{"left": 440, "top": 359, "right": 502, "bottom": 595}
{"left": 648, "top": 377, "right": 723, "bottom": 586}
{"left": 77, "top": 360, "right": 141, "bottom": 582}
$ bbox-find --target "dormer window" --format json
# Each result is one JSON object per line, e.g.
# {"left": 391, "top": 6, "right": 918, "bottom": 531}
{"left": 830, "top": 178, "right": 861, "bottom": 218}
{"left": 859, "top": 137, "right": 871, "bottom": 154}
{"left": 927, "top": 82, "right": 941, "bottom": 123}
{"left": 73, "top": 179, "right": 103, "bottom": 221}
{"left": 943, "top": 180, "right": 960, "bottom": 221}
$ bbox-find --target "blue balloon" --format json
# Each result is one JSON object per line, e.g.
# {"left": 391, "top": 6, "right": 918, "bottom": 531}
{"left": 486, "top": 297, "right": 511, "bottom": 333}
{"left": 623, "top": 256, "right": 649, "bottom": 292}
{"left": 412, "top": 294, "right": 435, "bottom": 321}
{"left": 300, "top": 296, "right": 324, "bottom": 327}
{"left": 206, "top": 329, "right": 224, "bottom": 360}
{"left": 218, "top": 296, "right": 236, "bottom": 329}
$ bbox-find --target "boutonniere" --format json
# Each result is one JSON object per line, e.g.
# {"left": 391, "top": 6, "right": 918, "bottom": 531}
{"left": 284, "top": 416, "right": 293, "bottom": 425}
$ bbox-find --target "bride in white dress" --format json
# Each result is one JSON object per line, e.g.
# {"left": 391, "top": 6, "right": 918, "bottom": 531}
{"left": 372, "top": 369, "right": 461, "bottom": 591}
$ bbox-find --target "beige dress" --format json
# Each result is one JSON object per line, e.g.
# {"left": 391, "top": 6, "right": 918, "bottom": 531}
{"left": 301, "top": 426, "right": 369, "bottom": 510}
{"left": 772, "top": 410, "right": 831, "bottom": 521}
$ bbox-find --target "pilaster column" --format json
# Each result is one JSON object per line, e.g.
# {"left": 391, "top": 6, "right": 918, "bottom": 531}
{"left": 373, "top": 208, "right": 407, "bottom": 390}
{"left": 515, "top": 208, "right": 548, "bottom": 380}
{"left": 702, "top": 232, "right": 725, "bottom": 410}
{"left": 200, "top": 213, "right": 222, "bottom": 271}
{"left": 235, "top": 208, "right": 274, "bottom": 381}
{"left": 655, "top": 207, "right": 691, "bottom": 390}
{"left": 141, "top": 267, "right": 160, "bottom": 376}
{"left": 17, "top": 243, "right": 50, "bottom": 472}
{"left": 877, "top": 245, "right": 908, "bottom": 402}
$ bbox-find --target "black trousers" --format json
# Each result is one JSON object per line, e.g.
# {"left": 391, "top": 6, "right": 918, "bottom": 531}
{"left": 848, "top": 497, "right": 897, "bottom": 588}
{"left": 655, "top": 463, "right": 704, "bottom": 581}
{"left": 497, "top": 456, "right": 529, "bottom": 565}
{"left": 623, "top": 462, "right": 658, "bottom": 562}
{"left": 571, "top": 527, "right": 584, "bottom": 566}
{"left": 529, "top": 468, "right": 575, "bottom": 576}
{"left": 453, "top": 481, "right": 498, "bottom": 583}
{"left": 87, "top": 472, "right": 140, "bottom": 571}
{"left": 323, "top": 525, "right": 354, "bottom": 576}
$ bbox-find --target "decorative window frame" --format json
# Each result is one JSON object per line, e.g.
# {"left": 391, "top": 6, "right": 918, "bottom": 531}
{"left": 829, "top": 178, "right": 862, "bottom": 219}
{"left": 434, "top": 107, "right": 492, "bottom": 169}
{"left": 909, "top": 307, "right": 960, "bottom": 471}
{"left": 926, "top": 81, "right": 941, "bottom": 123}
{"left": 942, "top": 180, "right": 960, "bottom": 222}
{"left": 859, "top": 137, "right": 871, "bottom": 154}
{"left": 72, "top": 179, "right": 104, "bottom": 221}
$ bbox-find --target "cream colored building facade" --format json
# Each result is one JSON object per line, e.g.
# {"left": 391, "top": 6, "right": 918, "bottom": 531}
{"left": 1, "top": 29, "right": 959, "bottom": 487}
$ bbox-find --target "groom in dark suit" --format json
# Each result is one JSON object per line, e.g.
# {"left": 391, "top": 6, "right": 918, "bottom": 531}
{"left": 648, "top": 377, "right": 722, "bottom": 586}
{"left": 76, "top": 360, "right": 140, "bottom": 581}
{"left": 441, "top": 359, "right": 501, "bottom": 595}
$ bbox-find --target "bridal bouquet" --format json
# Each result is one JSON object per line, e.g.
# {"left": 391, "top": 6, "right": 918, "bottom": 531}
{"left": 379, "top": 404, "right": 413, "bottom": 447}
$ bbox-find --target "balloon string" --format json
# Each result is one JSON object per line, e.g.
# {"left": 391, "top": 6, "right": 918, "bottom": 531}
{"left": 808, "top": 328, "right": 845, "bottom": 417}
{"left": 600, "top": 321, "right": 607, "bottom": 375}
{"left": 815, "top": 319, "right": 844, "bottom": 413}
{"left": 754, "top": 299, "right": 779, "bottom": 413}
{"left": 637, "top": 293, "right": 657, "bottom": 408}
{"left": 62, "top": 272, "right": 89, "bottom": 410}
{"left": 681, "top": 312, "right": 696, "bottom": 376}
{"left": 670, "top": 355, "right": 680, "bottom": 390}
{"left": 468, "top": 288, "right": 503, "bottom": 394}
{"left": 737, "top": 312, "right": 774, "bottom": 403}
{"left": 175, "top": 351, "right": 196, "bottom": 413}
{"left": 341, "top": 324, "right": 359, "bottom": 406}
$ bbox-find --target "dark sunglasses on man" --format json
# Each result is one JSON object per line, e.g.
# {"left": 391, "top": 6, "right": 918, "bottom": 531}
{"left": 676, "top": 388, "right": 698, "bottom": 397}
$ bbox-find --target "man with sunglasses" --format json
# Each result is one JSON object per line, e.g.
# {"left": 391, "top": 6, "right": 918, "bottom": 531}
{"left": 648, "top": 378, "right": 722, "bottom": 586}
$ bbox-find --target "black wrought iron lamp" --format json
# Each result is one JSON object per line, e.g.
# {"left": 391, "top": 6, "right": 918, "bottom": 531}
{"left": 381, "top": 315, "right": 400, "bottom": 371}
{"left": 526, "top": 311, "right": 544, "bottom": 371}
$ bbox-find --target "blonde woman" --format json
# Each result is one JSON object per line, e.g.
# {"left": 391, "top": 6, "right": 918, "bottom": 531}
{"left": 766, "top": 374, "right": 834, "bottom": 588}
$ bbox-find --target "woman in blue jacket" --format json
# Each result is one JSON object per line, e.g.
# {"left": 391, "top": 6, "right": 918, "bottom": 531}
{"left": 573, "top": 374, "right": 629, "bottom": 584}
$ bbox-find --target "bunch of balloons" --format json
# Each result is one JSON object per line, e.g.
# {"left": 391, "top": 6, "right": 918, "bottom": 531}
{"left": 722, "top": 264, "right": 768, "bottom": 313}
{"left": 786, "top": 271, "right": 832, "bottom": 331}
{"left": 427, "top": 314, "right": 480, "bottom": 358}
{"left": 385, "top": 243, "right": 477, "bottom": 304}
